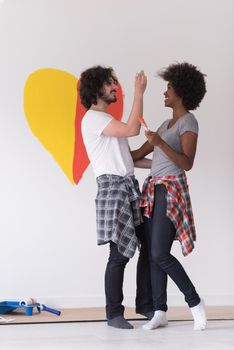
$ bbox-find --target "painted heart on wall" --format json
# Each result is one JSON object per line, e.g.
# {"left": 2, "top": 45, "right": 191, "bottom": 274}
{"left": 24, "top": 68, "right": 124, "bottom": 184}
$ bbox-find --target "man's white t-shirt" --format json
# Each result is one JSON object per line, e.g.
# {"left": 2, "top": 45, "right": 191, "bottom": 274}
{"left": 81, "top": 110, "right": 134, "bottom": 178}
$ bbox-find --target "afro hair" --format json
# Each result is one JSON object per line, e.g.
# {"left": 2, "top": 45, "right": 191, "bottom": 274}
{"left": 158, "top": 62, "right": 206, "bottom": 110}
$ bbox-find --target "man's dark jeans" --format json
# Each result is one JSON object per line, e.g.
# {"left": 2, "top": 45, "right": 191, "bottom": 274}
{"left": 105, "top": 225, "right": 153, "bottom": 320}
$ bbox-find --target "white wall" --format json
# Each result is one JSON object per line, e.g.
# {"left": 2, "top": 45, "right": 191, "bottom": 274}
{"left": 0, "top": 0, "right": 233, "bottom": 308}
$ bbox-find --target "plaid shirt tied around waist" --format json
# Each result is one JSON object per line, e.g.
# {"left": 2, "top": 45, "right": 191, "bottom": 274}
{"left": 95, "top": 174, "right": 143, "bottom": 258}
{"left": 140, "top": 172, "right": 196, "bottom": 256}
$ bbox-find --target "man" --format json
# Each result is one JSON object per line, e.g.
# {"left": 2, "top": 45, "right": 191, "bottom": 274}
{"left": 80, "top": 65, "right": 153, "bottom": 329}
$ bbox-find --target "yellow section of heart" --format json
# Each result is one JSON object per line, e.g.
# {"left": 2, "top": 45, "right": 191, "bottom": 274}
{"left": 24, "top": 68, "right": 77, "bottom": 184}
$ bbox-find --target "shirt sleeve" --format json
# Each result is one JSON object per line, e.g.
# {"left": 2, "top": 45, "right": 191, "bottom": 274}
{"left": 179, "top": 115, "right": 199, "bottom": 136}
{"left": 90, "top": 113, "right": 113, "bottom": 136}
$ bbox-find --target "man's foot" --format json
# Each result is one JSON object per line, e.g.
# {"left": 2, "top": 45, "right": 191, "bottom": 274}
{"left": 107, "top": 316, "right": 134, "bottom": 329}
{"left": 190, "top": 299, "right": 207, "bottom": 330}
{"left": 139, "top": 311, "right": 154, "bottom": 320}
{"left": 142, "top": 310, "right": 168, "bottom": 330}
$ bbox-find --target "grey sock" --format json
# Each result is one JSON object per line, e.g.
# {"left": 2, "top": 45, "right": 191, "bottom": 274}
{"left": 107, "top": 316, "right": 134, "bottom": 329}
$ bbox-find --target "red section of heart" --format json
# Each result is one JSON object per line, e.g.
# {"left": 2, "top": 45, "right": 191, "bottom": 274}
{"left": 73, "top": 83, "right": 124, "bottom": 184}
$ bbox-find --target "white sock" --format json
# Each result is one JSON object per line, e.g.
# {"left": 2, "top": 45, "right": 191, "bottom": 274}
{"left": 142, "top": 310, "right": 168, "bottom": 330}
{"left": 190, "top": 299, "right": 207, "bottom": 330}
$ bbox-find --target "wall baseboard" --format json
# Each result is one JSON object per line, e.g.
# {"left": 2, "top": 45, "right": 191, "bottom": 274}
{"left": 9, "top": 294, "right": 233, "bottom": 308}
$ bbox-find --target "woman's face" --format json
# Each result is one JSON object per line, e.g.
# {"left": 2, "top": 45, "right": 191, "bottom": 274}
{"left": 164, "top": 83, "right": 181, "bottom": 109}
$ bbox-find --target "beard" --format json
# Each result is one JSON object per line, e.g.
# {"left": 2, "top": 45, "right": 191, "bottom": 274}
{"left": 101, "top": 92, "right": 117, "bottom": 105}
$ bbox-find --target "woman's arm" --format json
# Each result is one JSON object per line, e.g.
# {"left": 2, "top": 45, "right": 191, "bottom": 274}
{"left": 145, "top": 130, "right": 198, "bottom": 171}
{"left": 130, "top": 141, "right": 154, "bottom": 161}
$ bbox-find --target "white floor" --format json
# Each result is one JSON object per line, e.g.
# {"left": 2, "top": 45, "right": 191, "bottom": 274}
{"left": 0, "top": 320, "right": 234, "bottom": 350}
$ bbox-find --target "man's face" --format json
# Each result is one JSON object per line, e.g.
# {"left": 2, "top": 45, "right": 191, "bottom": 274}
{"left": 101, "top": 77, "right": 118, "bottom": 104}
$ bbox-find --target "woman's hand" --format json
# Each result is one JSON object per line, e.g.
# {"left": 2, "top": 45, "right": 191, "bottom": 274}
{"left": 145, "top": 130, "right": 163, "bottom": 147}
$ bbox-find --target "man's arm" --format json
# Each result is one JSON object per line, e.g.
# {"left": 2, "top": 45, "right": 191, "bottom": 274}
{"left": 134, "top": 158, "right": 152, "bottom": 169}
{"left": 102, "top": 73, "right": 147, "bottom": 137}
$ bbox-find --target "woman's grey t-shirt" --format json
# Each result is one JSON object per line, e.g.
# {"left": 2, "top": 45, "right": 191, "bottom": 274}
{"left": 151, "top": 113, "right": 199, "bottom": 177}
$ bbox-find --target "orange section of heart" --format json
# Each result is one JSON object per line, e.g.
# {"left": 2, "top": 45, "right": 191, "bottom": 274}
{"left": 24, "top": 68, "right": 124, "bottom": 184}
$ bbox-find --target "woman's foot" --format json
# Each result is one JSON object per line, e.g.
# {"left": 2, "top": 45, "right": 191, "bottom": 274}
{"left": 190, "top": 299, "right": 207, "bottom": 330}
{"left": 142, "top": 310, "right": 168, "bottom": 330}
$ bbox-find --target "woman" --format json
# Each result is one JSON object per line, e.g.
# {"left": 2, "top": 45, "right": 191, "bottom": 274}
{"left": 132, "top": 62, "right": 207, "bottom": 331}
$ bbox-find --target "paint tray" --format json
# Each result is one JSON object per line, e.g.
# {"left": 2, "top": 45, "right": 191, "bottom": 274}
{"left": 0, "top": 301, "right": 34, "bottom": 316}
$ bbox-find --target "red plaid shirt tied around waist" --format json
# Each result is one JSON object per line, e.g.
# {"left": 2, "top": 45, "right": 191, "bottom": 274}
{"left": 140, "top": 172, "right": 196, "bottom": 256}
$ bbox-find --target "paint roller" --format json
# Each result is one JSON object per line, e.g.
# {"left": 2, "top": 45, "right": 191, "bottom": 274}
{"left": 20, "top": 298, "right": 61, "bottom": 316}
{"left": 36, "top": 303, "right": 61, "bottom": 316}
{"left": 19, "top": 297, "right": 36, "bottom": 307}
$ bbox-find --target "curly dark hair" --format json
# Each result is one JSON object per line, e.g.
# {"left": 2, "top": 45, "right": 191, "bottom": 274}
{"left": 78, "top": 65, "right": 118, "bottom": 109}
{"left": 158, "top": 62, "right": 207, "bottom": 110}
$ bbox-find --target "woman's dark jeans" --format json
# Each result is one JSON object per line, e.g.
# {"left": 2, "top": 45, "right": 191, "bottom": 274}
{"left": 144, "top": 184, "right": 200, "bottom": 312}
